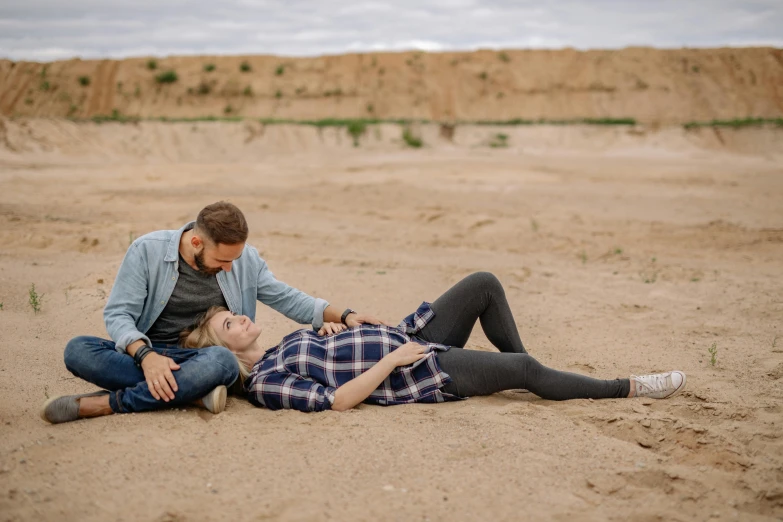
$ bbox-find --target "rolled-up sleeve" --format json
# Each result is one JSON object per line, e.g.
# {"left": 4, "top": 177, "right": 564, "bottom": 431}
{"left": 104, "top": 243, "right": 152, "bottom": 353}
{"left": 247, "top": 371, "right": 336, "bottom": 412}
{"left": 256, "top": 256, "right": 329, "bottom": 329}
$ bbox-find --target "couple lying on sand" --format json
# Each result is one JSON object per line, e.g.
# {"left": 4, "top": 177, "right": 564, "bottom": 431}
{"left": 42, "top": 201, "right": 686, "bottom": 423}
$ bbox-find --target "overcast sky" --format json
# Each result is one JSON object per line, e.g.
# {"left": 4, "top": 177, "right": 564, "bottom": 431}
{"left": 1, "top": 0, "right": 781, "bottom": 61}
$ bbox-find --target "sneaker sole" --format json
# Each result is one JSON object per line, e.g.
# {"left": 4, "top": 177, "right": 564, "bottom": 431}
{"left": 204, "top": 386, "right": 227, "bottom": 414}
{"left": 664, "top": 371, "right": 687, "bottom": 399}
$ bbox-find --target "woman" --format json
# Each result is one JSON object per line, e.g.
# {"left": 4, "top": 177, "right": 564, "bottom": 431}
{"left": 181, "top": 272, "right": 686, "bottom": 412}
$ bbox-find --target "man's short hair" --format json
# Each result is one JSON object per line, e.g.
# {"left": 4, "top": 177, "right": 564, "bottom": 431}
{"left": 195, "top": 201, "right": 249, "bottom": 245}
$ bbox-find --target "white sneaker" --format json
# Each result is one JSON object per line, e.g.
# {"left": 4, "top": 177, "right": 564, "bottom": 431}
{"left": 631, "top": 371, "right": 686, "bottom": 399}
{"left": 201, "top": 386, "right": 227, "bottom": 414}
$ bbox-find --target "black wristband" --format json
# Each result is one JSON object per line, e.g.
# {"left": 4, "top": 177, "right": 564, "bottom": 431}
{"left": 340, "top": 308, "right": 356, "bottom": 325}
{"left": 133, "top": 345, "right": 153, "bottom": 368}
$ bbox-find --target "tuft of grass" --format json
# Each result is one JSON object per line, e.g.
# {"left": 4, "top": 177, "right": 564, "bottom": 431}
{"left": 708, "top": 342, "right": 718, "bottom": 366}
{"left": 155, "top": 70, "right": 178, "bottom": 84}
{"left": 530, "top": 219, "right": 539, "bottom": 232}
{"left": 147, "top": 59, "right": 158, "bottom": 70}
{"left": 203, "top": 63, "right": 216, "bottom": 72}
{"left": 196, "top": 82, "right": 211, "bottom": 95}
{"left": 275, "top": 90, "right": 282, "bottom": 99}
{"left": 347, "top": 120, "right": 367, "bottom": 147}
{"left": 402, "top": 127, "right": 423, "bottom": 148}
{"left": 579, "top": 250, "right": 587, "bottom": 264}
{"left": 489, "top": 133, "right": 508, "bottom": 148}
{"left": 498, "top": 52, "right": 511, "bottom": 63}
{"left": 224, "top": 104, "right": 233, "bottom": 114}
{"left": 478, "top": 71, "right": 488, "bottom": 81}
{"left": 0, "top": 302, "right": 3, "bottom": 310}
{"left": 91, "top": 109, "right": 139, "bottom": 124}
{"left": 78, "top": 76, "right": 91, "bottom": 87}
{"left": 24, "top": 98, "right": 33, "bottom": 105}
{"left": 613, "top": 247, "right": 623, "bottom": 255}
{"left": 239, "top": 61, "right": 251, "bottom": 73}
{"left": 366, "top": 103, "right": 374, "bottom": 113}
{"left": 40, "top": 81, "right": 50, "bottom": 91}
{"left": 243, "top": 86, "right": 253, "bottom": 97}
{"left": 275, "top": 64, "right": 285, "bottom": 76}
{"left": 683, "top": 117, "right": 783, "bottom": 130}
{"left": 640, "top": 271, "right": 658, "bottom": 284}
{"left": 29, "top": 283, "right": 43, "bottom": 314}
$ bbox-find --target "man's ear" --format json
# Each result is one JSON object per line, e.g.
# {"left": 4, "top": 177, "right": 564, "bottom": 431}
{"left": 191, "top": 234, "right": 203, "bottom": 249}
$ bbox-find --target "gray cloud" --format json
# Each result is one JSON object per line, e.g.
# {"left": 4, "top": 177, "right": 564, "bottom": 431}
{"left": 1, "top": 0, "right": 781, "bottom": 61}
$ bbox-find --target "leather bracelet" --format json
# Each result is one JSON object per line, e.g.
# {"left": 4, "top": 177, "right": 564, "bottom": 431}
{"left": 340, "top": 308, "right": 356, "bottom": 325}
{"left": 133, "top": 345, "right": 153, "bottom": 368}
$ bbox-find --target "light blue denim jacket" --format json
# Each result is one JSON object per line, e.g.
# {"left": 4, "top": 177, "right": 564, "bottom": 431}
{"left": 104, "top": 222, "right": 329, "bottom": 353}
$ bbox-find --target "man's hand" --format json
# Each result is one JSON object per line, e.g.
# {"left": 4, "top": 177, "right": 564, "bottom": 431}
{"left": 141, "top": 352, "right": 181, "bottom": 401}
{"left": 318, "top": 322, "right": 347, "bottom": 336}
{"left": 345, "top": 313, "right": 394, "bottom": 328}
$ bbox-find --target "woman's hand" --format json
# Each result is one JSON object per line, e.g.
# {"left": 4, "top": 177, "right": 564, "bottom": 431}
{"left": 387, "top": 342, "right": 428, "bottom": 367}
{"left": 318, "top": 322, "right": 347, "bottom": 336}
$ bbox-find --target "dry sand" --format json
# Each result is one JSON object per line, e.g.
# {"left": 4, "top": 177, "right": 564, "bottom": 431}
{"left": 0, "top": 118, "right": 782, "bottom": 521}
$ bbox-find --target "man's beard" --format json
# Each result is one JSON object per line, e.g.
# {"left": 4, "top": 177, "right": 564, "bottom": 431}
{"left": 194, "top": 250, "right": 222, "bottom": 275}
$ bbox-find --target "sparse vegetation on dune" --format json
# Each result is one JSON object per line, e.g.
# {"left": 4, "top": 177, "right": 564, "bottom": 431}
{"left": 155, "top": 70, "right": 178, "bottom": 84}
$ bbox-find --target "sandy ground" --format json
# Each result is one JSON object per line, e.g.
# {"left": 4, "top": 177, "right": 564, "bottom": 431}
{"left": 0, "top": 121, "right": 782, "bottom": 521}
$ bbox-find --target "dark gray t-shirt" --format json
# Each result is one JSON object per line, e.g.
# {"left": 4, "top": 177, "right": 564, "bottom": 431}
{"left": 145, "top": 254, "right": 228, "bottom": 345}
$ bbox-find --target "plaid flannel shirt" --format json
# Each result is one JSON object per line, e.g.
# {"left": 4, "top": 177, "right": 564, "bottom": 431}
{"left": 244, "top": 302, "right": 458, "bottom": 412}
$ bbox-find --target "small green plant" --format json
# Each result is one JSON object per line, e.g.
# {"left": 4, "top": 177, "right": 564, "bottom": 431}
{"left": 196, "top": 82, "right": 211, "bottom": 95}
{"left": 275, "top": 64, "right": 285, "bottom": 76}
{"left": 366, "top": 103, "right": 374, "bottom": 113}
{"left": 40, "top": 81, "right": 50, "bottom": 91}
{"left": 240, "top": 61, "right": 251, "bottom": 72}
{"left": 24, "top": 98, "right": 33, "bottom": 105}
{"left": 347, "top": 120, "right": 367, "bottom": 147}
{"left": 155, "top": 70, "right": 178, "bottom": 84}
{"left": 243, "top": 86, "right": 253, "bottom": 97}
{"left": 402, "top": 127, "right": 423, "bottom": 148}
{"left": 203, "top": 63, "right": 216, "bottom": 72}
{"left": 147, "top": 59, "right": 158, "bottom": 70}
{"left": 640, "top": 271, "right": 658, "bottom": 284}
{"left": 531, "top": 219, "right": 539, "bottom": 232}
{"left": 0, "top": 302, "right": 4, "bottom": 310}
{"left": 489, "top": 133, "right": 508, "bottom": 148}
{"left": 708, "top": 342, "right": 718, "bottom": 366}
{"left": 134, "top": 85, "right": 141, "bottom": 97}
{"left": 29, "top": 283, "right": 43, "bottom": 314}
{"left": 478, "top": 71, "right": 488, "bottom": 81}
{"left": 275, "top": 90, "right": 282, "bottom": 99}
{"left": 78, "top": 76, "right": 91, "bottom": 86}
{"left": 224, "top": 104, "right": 233, "bottom": 114}
{"left": 579, "top": 250, "right": 587, "bottom": 264}
{"left": 68, "top": 104, "right": 78, "bottom": 116}
{"left": 498, "top": 52, "right": 511, "bottom": 63}
{"left": 613, "top": 247, "right": 623, "bottom": 255}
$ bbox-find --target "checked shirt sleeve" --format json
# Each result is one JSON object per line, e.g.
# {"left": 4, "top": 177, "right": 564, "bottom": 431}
{"left": 247, "top": 371, "right": 337, "bottom": 412}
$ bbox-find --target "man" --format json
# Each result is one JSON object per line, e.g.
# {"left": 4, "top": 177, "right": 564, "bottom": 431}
{"left": 42, "top": 201, "right": 387, "bottom": 423}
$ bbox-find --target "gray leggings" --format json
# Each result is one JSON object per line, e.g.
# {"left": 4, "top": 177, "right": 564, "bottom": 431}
{"left": 415, "top": 272, "right": 631, "bottom": 400}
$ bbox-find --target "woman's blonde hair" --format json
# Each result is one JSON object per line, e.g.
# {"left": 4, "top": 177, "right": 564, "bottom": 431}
{"left": 180, "top": 306, "right": 251, "bottom": 382}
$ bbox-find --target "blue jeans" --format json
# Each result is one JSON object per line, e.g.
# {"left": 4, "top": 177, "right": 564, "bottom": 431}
{"left": 64, "top": 336, "right": 239, "bottom": 414}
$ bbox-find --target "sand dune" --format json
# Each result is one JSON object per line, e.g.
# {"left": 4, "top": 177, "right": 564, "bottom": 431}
{"left": 2, "top": 47, "right": 782, "bottom": 123}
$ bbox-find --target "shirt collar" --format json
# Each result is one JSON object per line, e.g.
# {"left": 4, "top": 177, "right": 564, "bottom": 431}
{"left": 165, "top": 221, "right": 195, "bottom": 262}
